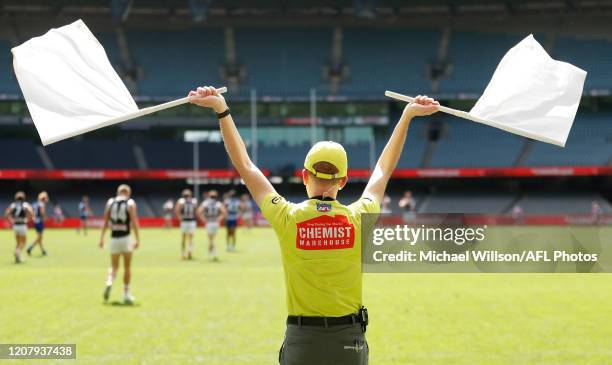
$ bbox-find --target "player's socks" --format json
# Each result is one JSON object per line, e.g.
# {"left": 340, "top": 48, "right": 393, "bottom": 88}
{"left": 103, "top": 285, "right": 111, "bottom": 302}
{"left": 123, "top": 287, "right": 134, "bottom": 303}
{"left": 42, "top": 249, "right": 47, "bottom": 256}
{"left": 26, "top": 245, "right": 33, "bottom": 255}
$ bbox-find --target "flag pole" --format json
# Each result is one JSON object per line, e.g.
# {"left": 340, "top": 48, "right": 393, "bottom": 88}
{"left": 42, "top": 87, "right": 228, "bottom": 146}
{"left": 384, "top": 90, "right": 565, "bottom": 147}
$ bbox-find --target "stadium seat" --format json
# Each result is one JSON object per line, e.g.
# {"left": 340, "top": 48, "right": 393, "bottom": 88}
{"left": 341, "top": 28, "right": 439, "bottom": 96}
{"left": 0, "top": 39, "right": 20, "bottom": 95}
{"left": 45, "top": 140, "right": 139, "bottom": 169}
{"left": 429, "top": 116, "right": 525, "bottom": 167}
{"left": 523, "top": 112, "right": 612, "bottom": 166}
{"left": 440, "top": 32, "right": 523, "bottom": 94}
{"left": 234, "top": 28, "right": 330, "bottom": 96}
{"left": 129, "top": 30, "right": 225, "bottom": 97}
{"left": 0, "top": 139, "right": 45, "bottom": 168}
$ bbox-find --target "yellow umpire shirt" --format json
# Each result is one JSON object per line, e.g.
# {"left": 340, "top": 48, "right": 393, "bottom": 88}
{"left": 260, "top": 192, "right": 380, "bottom": 317}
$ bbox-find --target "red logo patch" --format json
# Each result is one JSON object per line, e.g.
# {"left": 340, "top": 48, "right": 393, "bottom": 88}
{"left": 296, "top": 215, "right": 355, "bottom": 250}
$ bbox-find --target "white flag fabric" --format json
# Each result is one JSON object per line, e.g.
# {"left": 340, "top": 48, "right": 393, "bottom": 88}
{"left": 469, "top": 34, "right": 587, "bottom": 147}
{"left": 12, "top": 19, "right": 138, "bottom": 146}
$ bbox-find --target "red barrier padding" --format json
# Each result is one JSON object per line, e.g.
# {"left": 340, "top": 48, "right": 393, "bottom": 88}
{"left": 0, "top": 169, "right": 268, "bottom": 180}
{"left": 0, "top": 166, "right": 610, "bottom": 180}
{"left": 1, "top": 214, "right": 609, "bottom": 229}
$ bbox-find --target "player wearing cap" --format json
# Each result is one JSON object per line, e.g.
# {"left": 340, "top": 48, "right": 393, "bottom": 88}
{"left": 5, "top": 191, "right": 34, "bottom": 264}
{"left": 189, "top": 86, "right": 438, "bottom": 364}
{"left": 99, "top": 184, "right": 141, "bottom": 304}
{"left": 175, "top": 189, "right": 198, "bottom": 260}
{"left": 27, "top": 191, "right": 49, "bottom": 257}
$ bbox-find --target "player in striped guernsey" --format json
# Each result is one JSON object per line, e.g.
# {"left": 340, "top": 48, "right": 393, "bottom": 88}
{"left": 175, "top": 189, "right": 198, "bottom": 260}
{"left": 197, "top": 190, "right": 226, "bottom": 261}
{"left": 223, "top": 190, "right": 241, "bottom": 252}
{"left": 99, "top": 184, "right": 141, "bottom": 304}
{"left": 27, "top": 191, "right": 49, "bottom": 257}
{"left": 5, "top": 191, "right": 34, "bottom": 264}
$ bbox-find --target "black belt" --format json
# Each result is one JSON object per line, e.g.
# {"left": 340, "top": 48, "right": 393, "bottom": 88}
{"left": 286, "top": 307, "right": 369, "bottom": 332}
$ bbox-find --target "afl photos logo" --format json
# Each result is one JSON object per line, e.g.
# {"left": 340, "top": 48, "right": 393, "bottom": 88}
{"left": 296, "top": 215, "right": 355, "bottom": 250}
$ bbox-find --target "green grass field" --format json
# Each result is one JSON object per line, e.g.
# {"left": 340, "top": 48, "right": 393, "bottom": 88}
{"left": 2, "top": 227, "right": 611, "bottom": 364}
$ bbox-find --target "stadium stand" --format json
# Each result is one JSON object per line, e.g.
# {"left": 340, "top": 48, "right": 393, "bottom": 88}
{"left": 0, "top": 40, "right": 19, "bottom": 95}
{"left": 428, "top": 117, "right": 526, "bottom": 168}
{"left": 440, "top": 31, "right": 523, "bottom": 94}
{"left": 516, "top": 192, "right": 611, "bottom": 214}
{"left": 0, "top": 139, "right": 44, "bottom": 168}
{"left": 45, "top": 140, "right": 139, "bottom": 169}
{"left": 395, "top": 118, "right": 428, "bottom": 168}
{"left": 341, "top": 28, "right": 439, "bottom": 95}
{"left": 141, "top": 140, "right": 228, "bottom": 169}
{"left": 234, "top": 28, "right": 331, "bottom": 96}
{"left": 419, "top": 190, "right": 517, "bottom": 214}
{"left": 553, "top": 36, "right": 612, "bottom": 91}
{"left": 523, "top": 113, "right": 612, "bottom": 166}
{"left": 129, "top": 30, "right": 225, "bottom": 97}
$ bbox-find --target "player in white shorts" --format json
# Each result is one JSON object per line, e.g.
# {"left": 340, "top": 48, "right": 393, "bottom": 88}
{"left": 175, "top": 189, "right": 198, "bottom": 260}
{"left": 197, "top": 190, "right": 226, "bottom": 261}
{"left": 5, "top": 191, "right": 34, "bottom": 264}
{"left": 239, "top": 193, "right": 254, "bottom": 229}
{"left": 99, "top": 184, "right": 141, "bottom": 304}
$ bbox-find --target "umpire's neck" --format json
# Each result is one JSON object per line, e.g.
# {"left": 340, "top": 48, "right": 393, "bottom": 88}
{"left": 302, "top": 169, "right": 347, "bottom": 200}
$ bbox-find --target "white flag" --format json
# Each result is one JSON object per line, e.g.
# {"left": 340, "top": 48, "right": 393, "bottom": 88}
{"left": 469, "top": 34, "right": 587, "bottom": 147}
{"left": 12, "top": 19, "right": 139, "bottom": 146}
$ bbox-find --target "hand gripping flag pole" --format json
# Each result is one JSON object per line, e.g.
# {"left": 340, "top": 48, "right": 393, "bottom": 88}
{"left": 386, "top": 35, "right": 587, "bottom": 147}
{"left": 12, "top": 19, "right": 226, "bottom": 146}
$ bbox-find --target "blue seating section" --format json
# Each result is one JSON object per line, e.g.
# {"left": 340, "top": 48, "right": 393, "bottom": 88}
{"left": 429, "top": 116, "right": 525, "bottom": 167}
{"left": 341, "top": 28, "right": 439, "bottom": 95}
{"left": 141, "top": 140, "right": 228, "bottom": 169}
{"left": 235, "top": 28, "right": 330, "bottom": 96}
{"left": 3, "top": 29, "right": 612, "bottom": 96}
{"left": 0, "top": 139, "right": 44, "bottom": 168}
{"left": 523, "top": 113, "right": 612, "bottom": 166}
{"left": 397, "top": 119, "right": 428, "bottom": 168}
{"left": 440, "top": 31, "right": 523, "bottom": 94}
{"left": 45, "top": 140, "right": 138, "bottom": 169}
{"left": 0, "top": 40, "right": 19, "bottom": 95}
{"left": 128, "top": 30, "right": 225, "bottom": 97}
{"left": 553, "top": 37, "right": 612, "bottom": 91}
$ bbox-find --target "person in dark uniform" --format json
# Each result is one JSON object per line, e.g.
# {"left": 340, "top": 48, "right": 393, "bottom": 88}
{"left": 99, "top": 184, "right": 141, "bottom": 304}
{"left": 5, "top": 191, "right": 34, "bottom": 264}
{"left": 27, "top": 191, "right": 49, "bottom": 256}
{"left": 77, "top": 195, "right": 92, "bottom": 236}
{"left": 175, "top": 189, "right": 198, "bottom": 260}
{"left": 223, "top": 190, "right": 241, "bottom": 252}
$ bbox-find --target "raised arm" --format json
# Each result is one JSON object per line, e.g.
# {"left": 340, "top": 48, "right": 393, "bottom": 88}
{"left": 363, "top": 96, "right": 439, "bottom": 203}
{"left": 189, "top": 86, "right": 276, "bottom": 205}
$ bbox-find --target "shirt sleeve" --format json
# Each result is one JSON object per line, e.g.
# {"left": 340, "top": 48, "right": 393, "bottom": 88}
{"left": 348, "top": 192, "right": 381, "bottom": 216}
{"left": 259, "top": 192, "right": 291, "bottom": 233}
